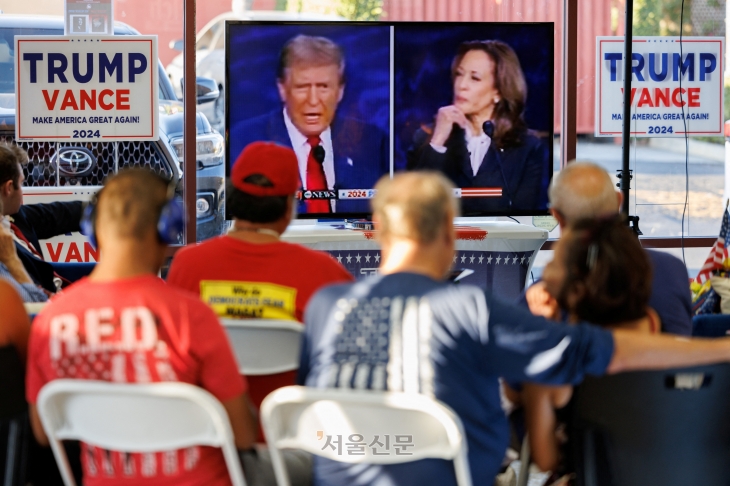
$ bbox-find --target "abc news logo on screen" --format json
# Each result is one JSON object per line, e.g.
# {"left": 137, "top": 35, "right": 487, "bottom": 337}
{"left": 300, "top": 190, "right": 338, "bottom": 200}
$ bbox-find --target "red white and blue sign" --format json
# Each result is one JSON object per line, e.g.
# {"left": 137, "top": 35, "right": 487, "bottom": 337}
{"left": 596, "top": 36, "right": 724, "bottom": 137}
{"left": 15, "top": 36, "right": 158, "bottom": 142}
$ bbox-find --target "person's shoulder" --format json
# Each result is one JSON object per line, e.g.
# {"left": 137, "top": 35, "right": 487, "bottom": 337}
{"left": 0, "top": 278, "right": 15, "bottom": 293}
{"left": 645, "top": 248, "right": 684, "bottom": 267}
{"left": 285, "top": 242, "right": 337, "bottom": 261}
{"left": 279, "top": 242, "right": 350, "bottom": 273}
{"left": 143, "top": 277, "right": 217, "bottom": 313}
{"left": 309, "top": 280, "right": 355, "bottom": 307}
{"left": 175, "top": 235, "right": 228, "bottom": 259}
{"left": 645, "top": 249, "right": 689, "bottom": 282}
{"left": 231, "top": 110, "right": 280, "bottom": 135}
{"left": 167, "top": 284, "right": 217, "bottom": 310}
{"left": 333, "top": 116, "right": 386, "bottom": 139}
{"left": 230, "top": 110, "right": 284, "bottom": 146}
{"left": 0, "top": 279, "right": 24, "bottom": 307}
{"left": 35, "top": 278, "right": 93, "bottom": 316}
{"left": 9, "top": 205, "right": 30, "bottom": 224}
{"left": 236, "top": 110, "right": 279, "bottom": 128}
{"left": 516, "top": 129, "right": 546, "bottom": 150}
{"left": 427, "top": 282, "right": 488, "bottom": 308}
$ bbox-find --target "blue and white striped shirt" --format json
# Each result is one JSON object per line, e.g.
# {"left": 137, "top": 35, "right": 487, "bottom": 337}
{"left": 0, "top": 263, "right": 47, "bottom": 303}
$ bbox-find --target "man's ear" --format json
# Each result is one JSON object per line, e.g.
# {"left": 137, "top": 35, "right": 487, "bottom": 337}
{"left": 276, "top": 79, "right": 287, "bottom": 103}
{"left": 372, "top": 213, "right": 386, "bottom": 244}
{"left": 0, "top": 179, "right": 12, "bottom": 197}
{"left": 646, "top": 307, "right": 661, "bottom": 334}
{"left": 286, "top": 195, "right": 297, "bottom": 222}
{"left": 443, "top": 216, "right": 456, "bottom": 247}
{"left": 337, "top": 83, "right": 345, "bottom": 103}
{"left": 550, "top": 208, "right": 566, "bottom": 230}
{"left": 616, "top": 190, "right": 623, "bottom": 212}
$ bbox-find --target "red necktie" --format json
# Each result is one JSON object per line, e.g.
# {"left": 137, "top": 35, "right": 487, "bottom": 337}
{"left": 305, "top": 136, "right": 331, "bottom": 213}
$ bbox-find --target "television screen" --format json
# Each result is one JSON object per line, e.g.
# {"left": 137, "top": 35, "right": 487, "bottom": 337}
{"left": 226, "top": 21, "right": 553, "bottom": 218}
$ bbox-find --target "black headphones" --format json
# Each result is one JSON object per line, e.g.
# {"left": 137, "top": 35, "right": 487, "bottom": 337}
{"left": 80, "top": 181, "right": 184, "bottom": 248}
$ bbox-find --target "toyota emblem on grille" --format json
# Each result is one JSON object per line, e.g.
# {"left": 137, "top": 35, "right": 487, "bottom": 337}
{"left": 52, "top": 147, "right": 96, "bottom": 177}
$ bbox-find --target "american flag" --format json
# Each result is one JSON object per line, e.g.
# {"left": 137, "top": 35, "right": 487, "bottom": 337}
{"left": 695, "top": 208, "right": 730, "bottom": 284}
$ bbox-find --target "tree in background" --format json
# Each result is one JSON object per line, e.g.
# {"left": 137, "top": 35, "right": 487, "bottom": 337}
{"left": 337, "top": 0, "right": 383, "bottom": 20}
{"left": 632, "top": 0, "right": 728, "bottom": 125}
{"left": 632, "top": 0, "right": 693, "bottom": 36}
{"left": 632, "top": 0, "right": 725, "bottom": 36}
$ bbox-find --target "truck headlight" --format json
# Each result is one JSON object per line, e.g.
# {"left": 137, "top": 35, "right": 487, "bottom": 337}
{"left": 172, "top": 133, "right": 224, "bottom": 168}
{"left": 196, "top": 192, "right": 215, "bottom": 218}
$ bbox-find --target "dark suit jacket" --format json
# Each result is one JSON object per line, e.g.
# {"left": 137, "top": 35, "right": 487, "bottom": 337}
{"left": 516, "top": 249, "right": 692, "bottom": 336}
{"left": 11, "top": 201, "right": 83, "bottom": 292}
{"left": 229, "top": 110, "right": 389, "bottom": 214}
{"left": 407, "top": 126, "right": 550, "bottom": 214}
{"left": 645, "top": 249, "right": 692, "bottom": 336}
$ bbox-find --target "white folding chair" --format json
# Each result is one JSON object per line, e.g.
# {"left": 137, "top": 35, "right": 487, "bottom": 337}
{"left": 220, "top": 318, "right": 303, "bottom": 375}
{"left": 515, "top": 432, "right": 531, "bottom": 486}
{"left": 260, "top": 386, "right": 473, "bottom": 486}
{"left": 24, "top": 302, "right": 46, "bottom": 316}
{"left": 36, "top": 380, "right": 246, "bottom": 486}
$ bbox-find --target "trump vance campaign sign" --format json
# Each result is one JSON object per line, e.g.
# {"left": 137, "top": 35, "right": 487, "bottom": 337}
{"left": 596, "top": 36, "right": 724, "bottom": 137}
{"left": 15, "top": 36, "right": 158, "bottom": 142}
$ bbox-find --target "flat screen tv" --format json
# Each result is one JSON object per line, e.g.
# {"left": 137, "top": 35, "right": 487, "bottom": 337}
{"left": 226, "top": 21, "right": 554, "bottom": 218}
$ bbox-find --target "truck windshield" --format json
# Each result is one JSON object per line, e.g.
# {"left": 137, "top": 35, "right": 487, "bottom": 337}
{"left": 0, "top": 28, "right": 61, "bottom": 94}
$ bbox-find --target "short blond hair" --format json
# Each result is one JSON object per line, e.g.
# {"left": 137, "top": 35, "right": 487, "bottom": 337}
{"left": 96, "top": 169, "right": 169, "bottom": 240}
{"left": 371, "top": 172, "right": 458, "bottom": 244}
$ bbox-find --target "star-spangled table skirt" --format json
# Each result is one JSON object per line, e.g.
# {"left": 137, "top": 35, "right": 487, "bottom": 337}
{"left": 282, "top": 220, "right": 548, "bottom": 302}
{"left": 328, "top": 249, "right": 535, "bottom": 301}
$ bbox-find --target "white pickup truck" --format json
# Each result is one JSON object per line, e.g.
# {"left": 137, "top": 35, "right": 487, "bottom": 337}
{"left": 3, "top": 15, "right": 227, "bottom": 262}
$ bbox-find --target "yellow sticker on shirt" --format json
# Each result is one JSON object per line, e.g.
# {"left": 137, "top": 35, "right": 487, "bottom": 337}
{"left": 200, "top": 280, "right": 297, "bottom": 320}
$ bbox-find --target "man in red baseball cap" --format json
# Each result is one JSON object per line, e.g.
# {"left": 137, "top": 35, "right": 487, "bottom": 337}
{"left": 167, "top": 142, "right": 352, "bottom": 445}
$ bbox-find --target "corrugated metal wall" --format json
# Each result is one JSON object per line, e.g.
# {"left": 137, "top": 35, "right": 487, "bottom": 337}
{"left": 383, "top": 0, "right": 621, "bottom": 134}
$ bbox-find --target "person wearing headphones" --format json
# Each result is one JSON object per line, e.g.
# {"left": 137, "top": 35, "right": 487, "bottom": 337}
{"left": 24, "top": 169, "right": 259, "bottom": 485}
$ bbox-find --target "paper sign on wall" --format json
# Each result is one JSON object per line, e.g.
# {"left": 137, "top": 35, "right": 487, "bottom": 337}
{"left": 65, "top": 0, "right": 113, "bottom": 36}
{"left": 15, "top": 36, "right": 159, "bottom": 142}
{"left": 595, "top": 36, "right": 724, "bottom": 137}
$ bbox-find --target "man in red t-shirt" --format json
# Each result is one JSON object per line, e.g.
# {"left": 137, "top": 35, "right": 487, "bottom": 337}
{"left": 26, "top": 170, "right": 257, "bottom": 486}
{"left": 167, "top": 142, "right": 353, "bottom": 415}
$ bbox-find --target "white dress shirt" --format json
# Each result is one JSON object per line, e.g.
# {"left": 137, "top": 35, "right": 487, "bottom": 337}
{"left": 430, "top": 125, "right": 491, "bottom": 177}
{"left": 283, "top": 109, "right": 336, "bottom": 211}
{"left": 282, "top": 109, "right": 336, "bottom": 190}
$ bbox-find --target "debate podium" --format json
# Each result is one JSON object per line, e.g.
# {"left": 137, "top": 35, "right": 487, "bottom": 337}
{"left": 282, "top": 219, "right": 548, "bottom": 301}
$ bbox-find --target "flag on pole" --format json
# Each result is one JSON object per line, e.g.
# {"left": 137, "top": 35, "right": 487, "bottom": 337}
{"left": 692, "top": 205, "right": 730, "bottom": 315}
{"left": 694, "top": 207, "right": 730, "bottom": 284}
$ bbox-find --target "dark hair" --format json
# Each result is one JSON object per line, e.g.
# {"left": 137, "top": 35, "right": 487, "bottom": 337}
{"left": 0, "top": 143, "right": 28, "bottom": 188}
{"left": 277, "top": 35, "right": 345, "bottom": 85}
{"left": 451, "top": 40, "right": 527, "bottom": 148}
{"left": 227, "top": 174, "right": 288, "bottom": 223}
{"left": 558, "top": 215, "right": 651, "bottom": 326}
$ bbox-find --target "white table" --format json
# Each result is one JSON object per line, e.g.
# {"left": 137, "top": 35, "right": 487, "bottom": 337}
{"left": 282, "top": 219, "right": 548, "bottom": 301}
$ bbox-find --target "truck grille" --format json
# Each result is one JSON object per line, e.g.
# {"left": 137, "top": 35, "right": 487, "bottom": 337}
{"left": 0, "top": 135, "right": 175, "bottom": 187}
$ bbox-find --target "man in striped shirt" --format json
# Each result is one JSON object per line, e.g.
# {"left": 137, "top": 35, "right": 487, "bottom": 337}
{"left": 0, "top": 199, "right": 46, "bottom": 302}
